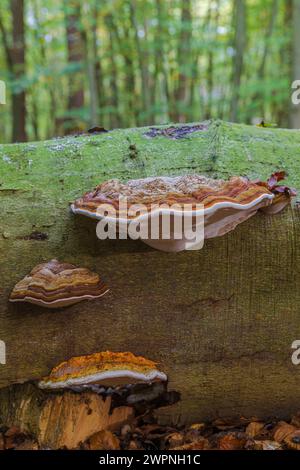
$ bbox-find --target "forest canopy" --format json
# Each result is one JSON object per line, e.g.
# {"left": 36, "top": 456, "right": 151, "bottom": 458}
{"left": 0, "top": 0, "right": 299, "bottom": 143}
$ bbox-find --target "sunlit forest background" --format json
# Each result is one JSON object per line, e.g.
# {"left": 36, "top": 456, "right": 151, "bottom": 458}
{"left": 0, "top": 0, "right": 299, "bottom": 143}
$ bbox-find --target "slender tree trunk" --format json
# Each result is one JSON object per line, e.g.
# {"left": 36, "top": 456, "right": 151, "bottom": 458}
{"left": 291, "top": 0, "right": 300, "bottom": 128}
{"left": 104, "top": 13, "right": 120, "bottom": 128}
{"left": 129, "top": 0, "right": 151, "bottom": 125}
{"left": 91, "top": 3, "right": 104, "bottom": 123}
{"left": 173, "top": 0, "right": 192, "bottom": 122}
{"left": 204, "top": 2, "right": 213, "bottom": 120}
{"left": 65, "top": 0, "right": 85, "bottom": 132}
{"left": 0, "top": 13, "right": 12, "bottom": 69}
{"left": 154, "top": 0, "right": 170, "bottom": 122}
{"left": 82, "top": 27, "right": 99, "bottom": 127}
{"left": 276, "top": 0, "right": 292, "bottom": 127}
{"left": 229, "top": 0, "right": 246, "bottom": 122}
{"left": 252, "top": 0, "right": 278, "bottom": 118}
{"left": 32, "top": 0, "right": 57, "bottom": 139}
{"left": 10, "top": 0, "right": 27, "bottom": 142}
{"left": 120, "top": 19, "right": 138, "bottom": 126}
{"left": 258, "top": 0, "right": 278, "bottom": 80}
{"left": 31, "top": 96, "right": 39, "bottom": 141}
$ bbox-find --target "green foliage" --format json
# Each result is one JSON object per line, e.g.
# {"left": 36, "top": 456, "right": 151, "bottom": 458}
{"left": 0, "top": 0, "right": 295, "bottom": 142}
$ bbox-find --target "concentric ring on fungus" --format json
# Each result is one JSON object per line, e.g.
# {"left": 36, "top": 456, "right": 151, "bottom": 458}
{"left": 9, "top": 259, "right": 109, "bottom": 308}
{"left": 70, "top": 172, "right": 296, "bottom": 252}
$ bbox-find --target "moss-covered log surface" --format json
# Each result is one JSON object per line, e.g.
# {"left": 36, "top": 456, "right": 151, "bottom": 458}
{"left": 1, "top": 119, "right": 300, "bottom": 424}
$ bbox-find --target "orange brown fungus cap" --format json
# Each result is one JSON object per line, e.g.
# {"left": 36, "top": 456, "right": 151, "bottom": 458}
{"left": 9, "top": 259, "right": 109, "bottom": 309}
{"left": 39, "top": 351, "right": 167, "bottom": 389}
{"left": 71, "top": 173, "right": 296, "bottom": 251}
{"left": 72, "top": 174, "right": 277, "bottom": 219}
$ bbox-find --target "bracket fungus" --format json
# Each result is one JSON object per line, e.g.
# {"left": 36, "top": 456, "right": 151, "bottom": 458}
{"left": 9, "top": 259, "right": 109, "bottom": 308}
{"left": 71, "top": 172, "right": 296, "bottom": 252}
{"left": 38, "top": 351, "right": 167, "bottom": 389}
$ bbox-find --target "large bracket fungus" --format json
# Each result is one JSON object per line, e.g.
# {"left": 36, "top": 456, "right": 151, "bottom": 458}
{"left": 71, "top": 172, "right": 295, "bottom": 252}
{"left": 38, "top": 351, "right": 167, "bottom": 389}
{"left": 9, "top": 259, "right": 109, "bottom": 308}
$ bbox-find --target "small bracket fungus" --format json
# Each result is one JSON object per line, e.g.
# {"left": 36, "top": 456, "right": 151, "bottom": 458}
{"left": 38, "top": 351, "right": 167, "bottom": 389}
{"left": 71, "top": 173, "right": 296, "bottom": 252}
{"left": 9, "top": 259, "right": 109, "bottom": 308}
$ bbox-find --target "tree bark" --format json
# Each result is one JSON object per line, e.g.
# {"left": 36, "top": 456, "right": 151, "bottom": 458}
{"left": 1, "top": 120, "right": 300, "bottom": 424}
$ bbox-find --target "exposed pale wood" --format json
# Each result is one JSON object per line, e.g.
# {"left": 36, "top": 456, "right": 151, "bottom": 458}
{"left": 0, "top": 384, "right": 133, "bottom": 449}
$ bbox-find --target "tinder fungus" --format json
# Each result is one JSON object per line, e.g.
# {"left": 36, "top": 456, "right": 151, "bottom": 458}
{"left": 9, "top": 259, "right": 109, "bottom": 308}
{"left": 39, "top": 351, "right": 167, "bottom": 389}
{"left": 71, "top": 172, "right": 295, "bottom": 252}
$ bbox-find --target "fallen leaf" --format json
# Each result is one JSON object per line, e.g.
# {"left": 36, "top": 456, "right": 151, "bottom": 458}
{"left": 212, "top": 417, "right": 250, "bottom": 431}
{"left": 246, "top": 439, "right": 282, "bottom": 450}
{"left": 87, "top": 430, "right": 120, "bottom": 450}
{"left": 121, "top": 424, "right": 132, "bottom": 437}
{"left": 245, "top": 421, "right": 265, "bottom": 438}
{"left": 285, "top": 431, "right": 300, "bottom": 451}
{"left": 291, "top": 412, "right": 300, "bottom": 428}
{"left": 128, "top": 440, "right": 140, "bottom": 450}
{"left": 171, "top": 437, "right": 210, "bottom": 450}
{"left": 166, "top": 432, "right": 184, "bottom": 448}
{"left": 189, "top": 423, "right": 206, "bottom": 432}
{"left": 185, "top": 423, "right": 206, "bottom": 442}
{"left": 5, "top": 426, "right": 21, "bottom": 437}
{"left": 273, "top": 422, "right": 296, "bottom": 443}
{"left": 217, "top": 432, "right": 247, "bottom": 450}
{"left": 14, "top": 440, "right": 39, "bottom": 450}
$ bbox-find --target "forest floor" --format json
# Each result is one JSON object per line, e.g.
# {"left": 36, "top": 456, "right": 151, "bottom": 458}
{"left": 2, "top": 411, "right": 300, "bottom": 451}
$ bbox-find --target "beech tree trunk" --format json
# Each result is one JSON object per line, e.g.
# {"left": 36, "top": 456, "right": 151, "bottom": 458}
{"left": 65, "top": 0, "right": 85, "bottom": 131}
{"left": 173, "top": 0, "right": 192, "bottom": 122}
{"left": 0, "top": 120, "right": 300, "bottom": 425}
{"left": 11, "top": 0, "right": 27, "bottom": 143}
{"left": 291, "top": 0, "right": 300, "bottom": 128}
{"left": 230, "top": 0, "right": 246, "bottom": 122}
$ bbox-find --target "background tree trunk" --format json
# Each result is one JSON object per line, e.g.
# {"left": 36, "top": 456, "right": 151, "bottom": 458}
{"left": 252, "top": 0, "right": 278, "bottom": 118}
{"left": 173, "top": 0, "right": 192, "bottom": 122}
{"left": 10, "top": 0, "right": 27, "bottom": 142}
{"left": 290, "top": 0, "right": 300, "bottom": 128}
{"left": 104, "top": 13, "right": 121, "bottom": 128}
{"left": 129, "top": 0, "right": 151, "bottom": 125}
{"left": 277, "top": 0, "right": 292, "bottom": 127}
{"left": 90, "top": 2, "right": 104, "bottom": 125}
{"left": 230, "top": 0, "right": 246, "bottom": 122}
{"left": 65, "top": 0, "right": 85, "bottom": 132}
{"left": 0, "top": 120, "right": 300, "bottom": 424}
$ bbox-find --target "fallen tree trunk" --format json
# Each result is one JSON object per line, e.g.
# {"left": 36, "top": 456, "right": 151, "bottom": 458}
{"left": 1, "top": 120, "right": 300, "bottom": 424}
